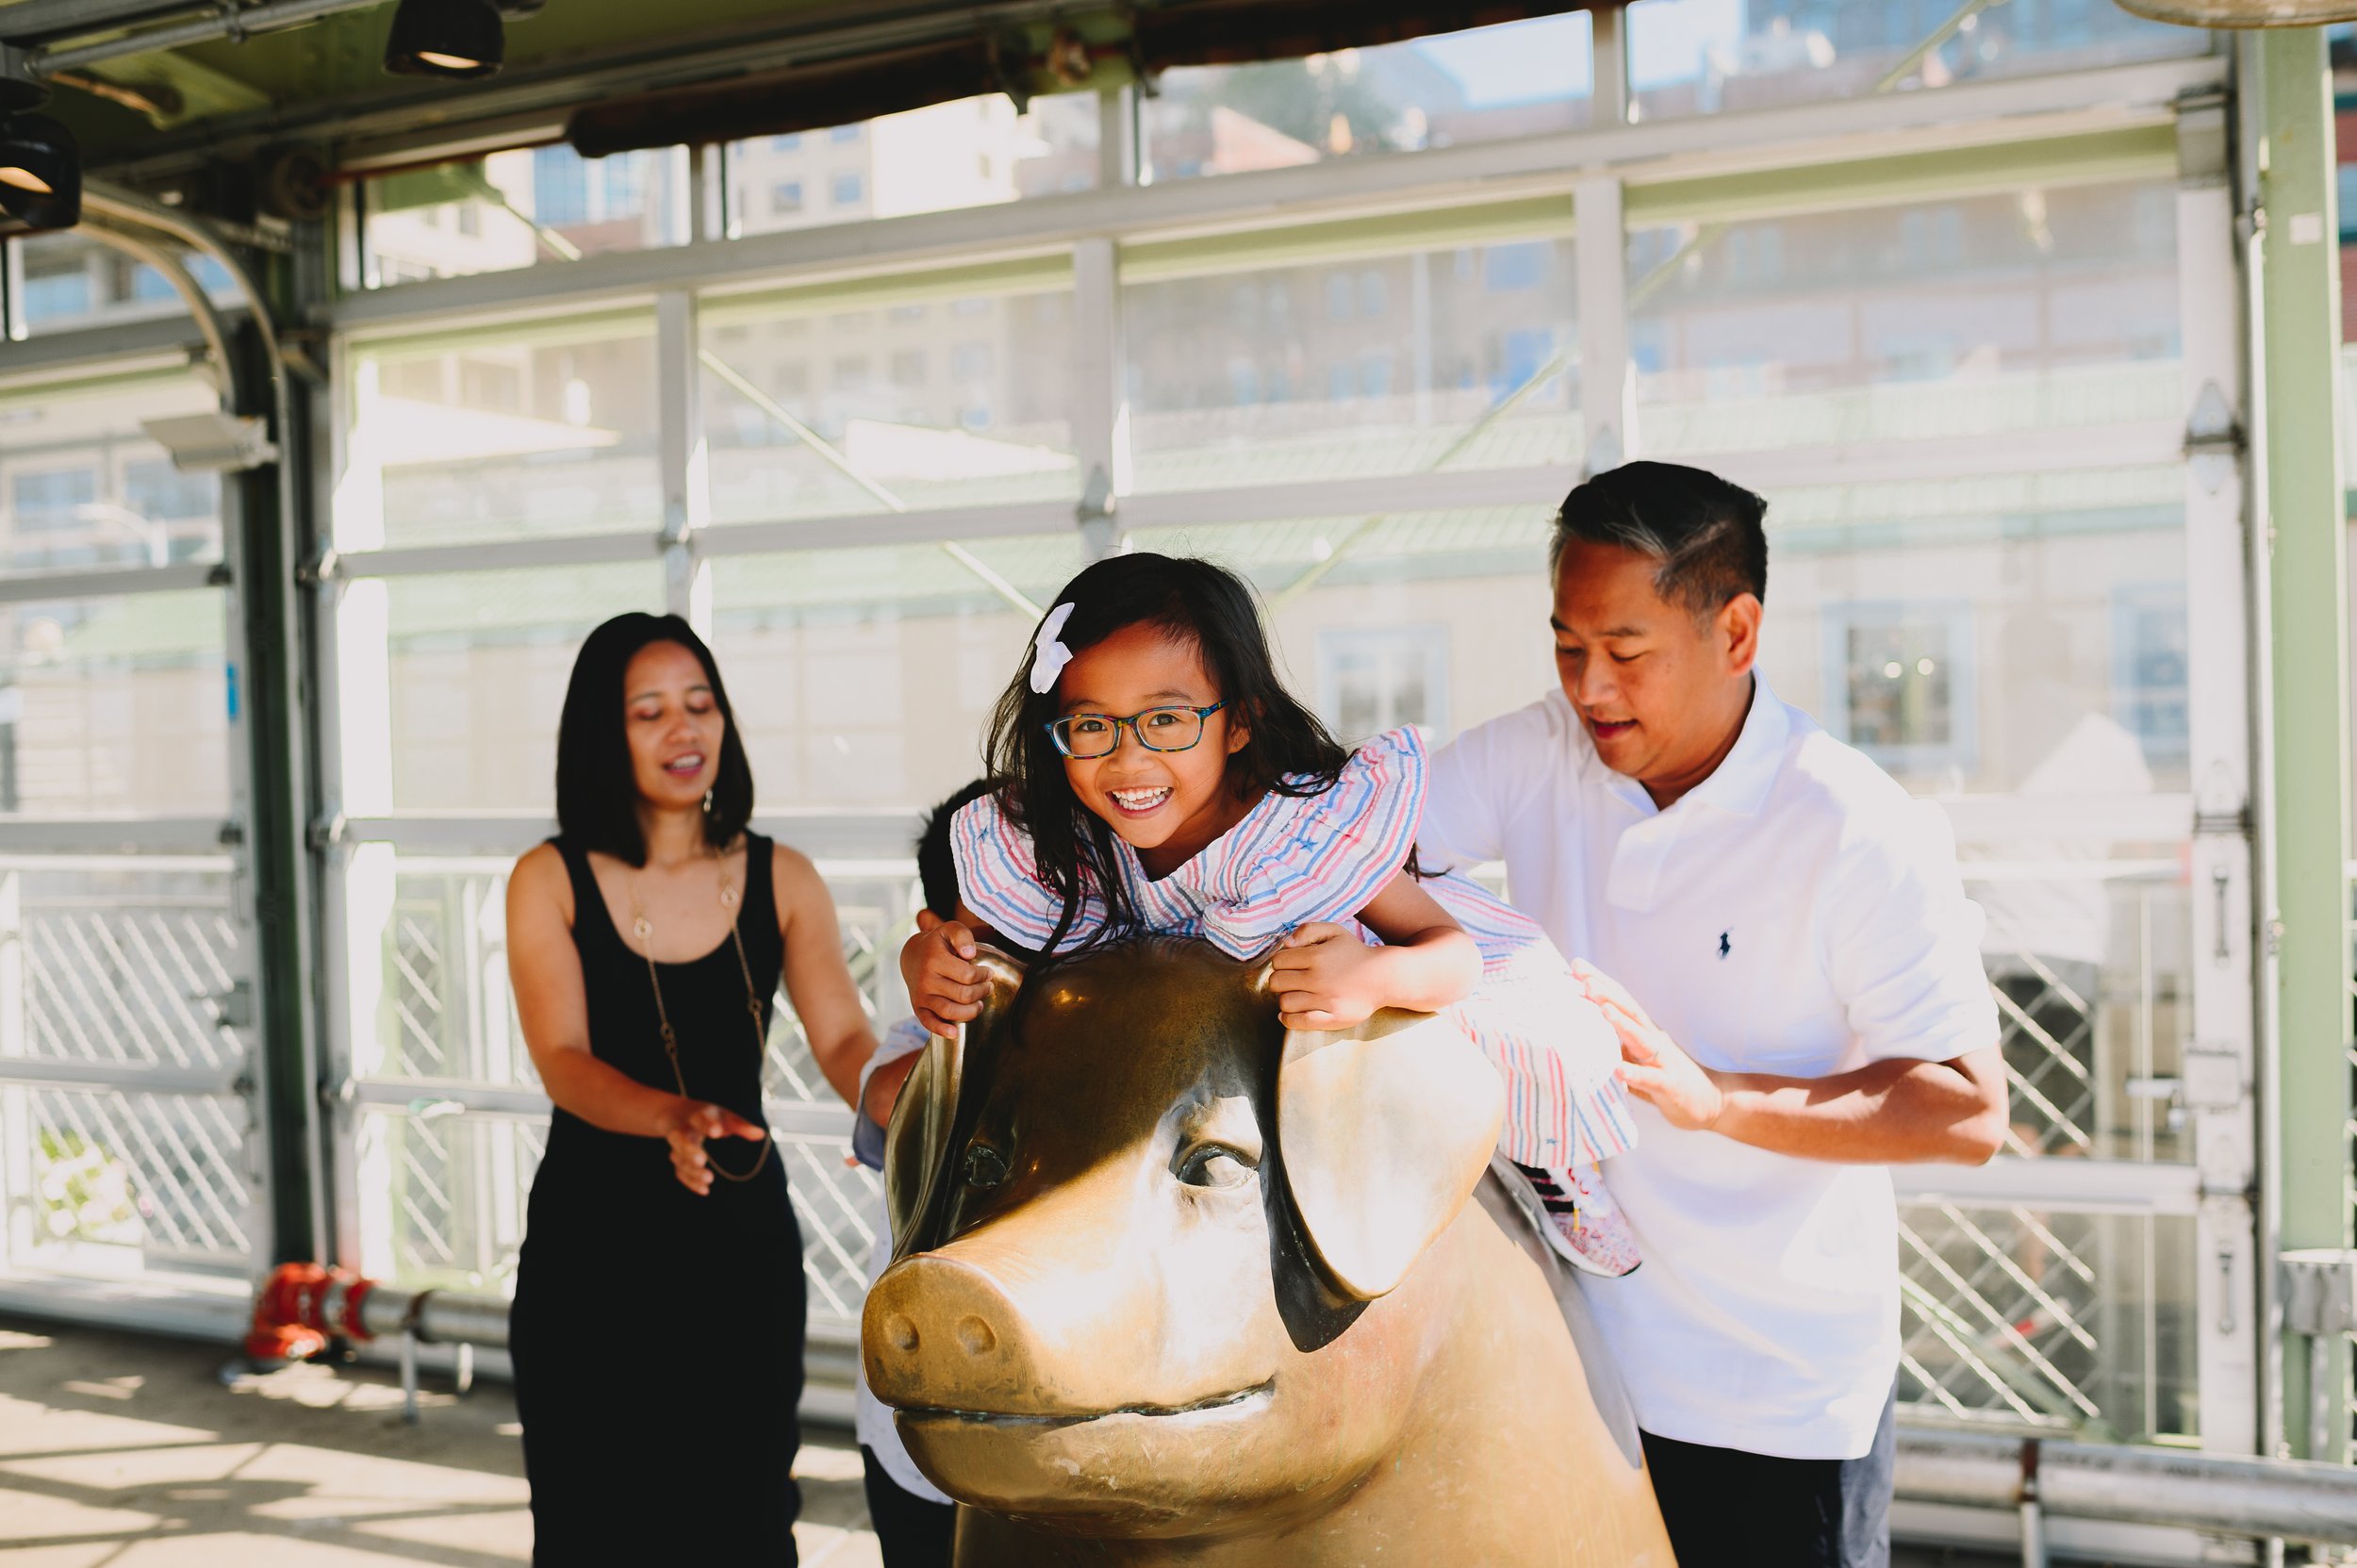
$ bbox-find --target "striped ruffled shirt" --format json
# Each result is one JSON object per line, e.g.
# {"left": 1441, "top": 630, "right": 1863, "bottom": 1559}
{"left": 950, "top": 727, "right": 1636, "bottom": 1168}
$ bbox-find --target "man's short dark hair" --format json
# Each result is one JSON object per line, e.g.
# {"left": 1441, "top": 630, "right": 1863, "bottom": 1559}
{"left": 1549, "top": 461, "right": 1769, "bottom": 618}
{"left": 915, "top": 779, "right": 997, "bottom": 920}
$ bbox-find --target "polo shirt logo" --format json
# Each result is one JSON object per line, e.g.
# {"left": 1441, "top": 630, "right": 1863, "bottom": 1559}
{"left": 1718, "top": 931, "right": 1731, "bottom": 959}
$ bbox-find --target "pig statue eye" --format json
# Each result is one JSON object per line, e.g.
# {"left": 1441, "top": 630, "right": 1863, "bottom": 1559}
{"left": 961, "top": 1142, "right": 1011, "bottom": 1190}
{"left": 1176, "top": 1143, "right": 1257, "bottom": 1190}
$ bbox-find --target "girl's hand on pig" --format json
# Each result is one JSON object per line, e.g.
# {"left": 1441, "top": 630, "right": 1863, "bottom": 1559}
{"left": 1269, "top": 923, "right": 1386, "bottom": 1032}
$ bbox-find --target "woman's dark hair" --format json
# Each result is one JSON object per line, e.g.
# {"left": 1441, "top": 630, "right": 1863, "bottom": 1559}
{"left": 984, "top": 553, "right": 1353, "bottom": 953}
{"left": 554, "top": 613, "right": 753, "bottom": 867}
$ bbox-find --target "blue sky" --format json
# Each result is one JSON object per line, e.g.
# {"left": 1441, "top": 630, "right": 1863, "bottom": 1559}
{"left": 1406, "top": 2, "right": 1749, "bottom": 106}
{"left": 1408, "top": 15, "right": 1595, "bottom": 107}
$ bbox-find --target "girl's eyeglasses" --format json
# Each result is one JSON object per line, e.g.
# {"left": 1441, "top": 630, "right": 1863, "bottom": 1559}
{"left": 1045, "top": 701, "right": 1226, "bottom": 760}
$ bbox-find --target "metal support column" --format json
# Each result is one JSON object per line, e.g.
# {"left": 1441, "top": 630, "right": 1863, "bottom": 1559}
{"left": 1591, "top": 3, "right": 1628, "bottom": 127}
{"left": 656, "top": 289, "right": 711, "bottom": 632}
{"left": 2254, "top": 25, "right": 2352, "bottom": 1462}
{"left": 1574, "top": 176, "right": 1628, "bottom": 476}
{"left": 1072, "top": 236, "right": 1127, "bottom": 561}
{"left": 2179, "top": 80, "right": 2262, "bottom": 1458}
{"left": 231, "top": 255, "right": 328, "bottom": 1271}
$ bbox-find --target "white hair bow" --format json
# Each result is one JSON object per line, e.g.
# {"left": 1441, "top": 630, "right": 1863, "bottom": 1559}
{"left": 1029, "top": 602, "right": 1077, "bottom": 696}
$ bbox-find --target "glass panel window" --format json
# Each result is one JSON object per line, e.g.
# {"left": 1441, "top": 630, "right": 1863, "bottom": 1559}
{"left": 0, "top": 590, "right": 228, "bottom": 817}
{"left": 701, "top": 277, "right": 1078, "bottom": 525}
{"left": 1827, "top": 603, "right": 1971, "bottom": 772}
{"left": 1628, "top": 0, "right": 2206, "bottom": 121}
{"left": 1126, "top": 507, "right": 1558, "bottom": 747}
{"left": 361, "top": 145, "right": 691, "bottom": 288}
{"left": 1125, "top": 238, "right": 1578, "bottom": 492}
{"left": 725, "top": 93, "right": 1098, "bottom": 238}
{"left": 11, "top": 233, "right": 240, "bottom": 336}
{"left": 349, "top": 562, "right": 663, "bottom": 812}
{"left": 704, "top": 536, "right": 1085, "bottom": 812}
{"left": 1317, "top": 626, "right": 1452, "bottom": 743}
{"left": 1145, "top": 14, "right": 1594, "bottom": 182}
{"left": 1629, "top": 180, "right": 2181, "bottom": 456}
{"left": 0, "top": 379, "right": 224, "bottom": 570}
{"left": 343, "top": 319, "right": 660, "bottom": 550}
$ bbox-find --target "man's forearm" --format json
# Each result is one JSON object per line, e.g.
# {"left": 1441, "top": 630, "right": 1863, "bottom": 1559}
{"left": 1706, "top": 1049, "right": 2007, "bottom": 1165}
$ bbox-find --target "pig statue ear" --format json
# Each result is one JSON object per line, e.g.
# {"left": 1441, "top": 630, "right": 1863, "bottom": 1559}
{"left": 884, "top": 945, "right": 1026, "bottom": 1264}
{"left": 1270, "top": 994, "right": 1506, "bottom": 1301}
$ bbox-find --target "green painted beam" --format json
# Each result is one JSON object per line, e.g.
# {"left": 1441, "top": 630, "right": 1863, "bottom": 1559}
{"left": 1624, "top": 123, "right": 2179, "bottom": 227}
{"left": 1120, "top": 195, "right": 1576, "bottom": 284}
{"left": 2259, "top": 25, "right": 2352, "bottom": 1464}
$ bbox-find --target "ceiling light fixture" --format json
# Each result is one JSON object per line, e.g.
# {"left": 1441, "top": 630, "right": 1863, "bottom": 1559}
{"left": 384, "top": 0, "right": 505, "bottom": 79}
{"left": 0, "top": 113, "right": 79, "bottom": 229}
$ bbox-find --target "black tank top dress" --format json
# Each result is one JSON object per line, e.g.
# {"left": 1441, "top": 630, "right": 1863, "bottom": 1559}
{"left": 509, "top": 834, "right": 806, "bottom": 1565}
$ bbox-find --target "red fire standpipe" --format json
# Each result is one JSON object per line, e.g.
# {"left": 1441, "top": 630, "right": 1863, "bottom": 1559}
{"left": 247, "top": 1263, "right": 510, "bottom": 1420}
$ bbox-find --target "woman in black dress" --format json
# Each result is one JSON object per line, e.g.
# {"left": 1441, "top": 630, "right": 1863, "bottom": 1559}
{"left": 504, "top": 613, "right": 877, "bottom": 1564}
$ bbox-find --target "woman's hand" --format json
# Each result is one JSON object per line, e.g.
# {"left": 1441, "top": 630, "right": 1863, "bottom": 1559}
{"left": 1268, "top": 923, "right": 1390, "bottom": 1032}
{"left": 659, "top": 1097, "right": 766, "bottom": 1196}
{"left": 902, "top": 909, "right": 988, "bottom": 1037}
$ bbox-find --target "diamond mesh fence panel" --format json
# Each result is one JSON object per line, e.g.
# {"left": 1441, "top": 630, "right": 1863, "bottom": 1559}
{"left": 1899, "top": 870, "right": 2194, "bottom": 1441}
{"left": 5, "top": 1083, "right": 254, "bottom": 1276}
{"left": 379, "top": 867, "right": 537, "bottom": 1087}
{"left": 9, "top": 866, "right": 241, "bottom": 1073}
{"left": 1898, "top": 1205, "right": 2195, "bottom": 1443}
{"left": 0, "top": 863, "right": 257, "bottom": 1285}
{"left": 1969, "top": 871, "right": 2188, "bottom": 1164}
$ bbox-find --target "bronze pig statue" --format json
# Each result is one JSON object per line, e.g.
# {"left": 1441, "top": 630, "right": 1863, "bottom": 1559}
{"left": 864, "top": 938, "right": 1673, "bottom": 1566}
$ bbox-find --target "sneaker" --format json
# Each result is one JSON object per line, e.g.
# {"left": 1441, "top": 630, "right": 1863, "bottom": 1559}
{"left": 1509, "top": 1160, "right": 1641, "bottom": 1279}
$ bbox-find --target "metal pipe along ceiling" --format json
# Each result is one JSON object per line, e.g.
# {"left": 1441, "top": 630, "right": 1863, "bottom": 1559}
{"left": 15, "top": 0, "right": 386, "bottom": 77}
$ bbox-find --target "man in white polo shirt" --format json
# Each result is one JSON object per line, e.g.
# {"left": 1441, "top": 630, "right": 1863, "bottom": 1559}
{"left": 1422, "top": 461, "right": 2007, "bottom": 1567}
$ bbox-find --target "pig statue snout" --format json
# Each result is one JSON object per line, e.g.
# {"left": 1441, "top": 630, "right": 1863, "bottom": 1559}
{"left": 867, "top": 1173, "right": 1262, "bottom": 1430}
{"left": 865, "top": 1256, "right": 1013, "bottom": 1395}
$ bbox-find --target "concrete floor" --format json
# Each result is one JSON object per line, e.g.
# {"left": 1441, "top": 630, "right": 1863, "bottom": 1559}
{"left": 0, "top": 1317, "right": 879, "bottom": 1567}
{"left": 0, "top": 1315, "right": 2011, "bottom": 1567}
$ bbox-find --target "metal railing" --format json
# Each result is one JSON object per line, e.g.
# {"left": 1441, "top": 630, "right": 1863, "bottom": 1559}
{"left": 1901, "top": 866, "right": 2195, "bottom": 1445}
{"left": 0, "top": 858, "right": 256, "bottom": 1289}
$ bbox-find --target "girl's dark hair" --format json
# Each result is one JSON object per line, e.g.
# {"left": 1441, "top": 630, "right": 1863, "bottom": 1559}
{"left": 984, "top": 553, "right": 1352, "bottom": 953}
{"left": 554, "top": 613, "right": 753, "bottom": 867}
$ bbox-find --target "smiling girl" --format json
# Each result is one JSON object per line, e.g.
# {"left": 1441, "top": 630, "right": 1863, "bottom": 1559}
{"left": 902, "top": 554, "right": 1640, "bottom": 1278}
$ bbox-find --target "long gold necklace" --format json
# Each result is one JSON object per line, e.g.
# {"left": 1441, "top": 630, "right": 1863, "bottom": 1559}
{"left": 626, "top": 847, "right": 772, "bottom": 1183}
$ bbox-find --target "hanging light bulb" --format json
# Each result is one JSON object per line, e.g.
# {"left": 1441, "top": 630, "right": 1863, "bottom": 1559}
{"left": 0, "top": 114, "right": 79, "bottom": 229}
{"left": 384, "top": 0, "right": 505, "bottom": 79}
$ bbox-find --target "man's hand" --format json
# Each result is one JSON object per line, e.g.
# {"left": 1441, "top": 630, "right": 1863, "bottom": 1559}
{"left": 1574, "top": 959, "right": 1728, "bottom": 1133}
{"left": 902, "top": 908, "right": 986, "bottom": 1037}
{"left": 1268, "top": 923, "right": 1386, "bottom": 1032}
